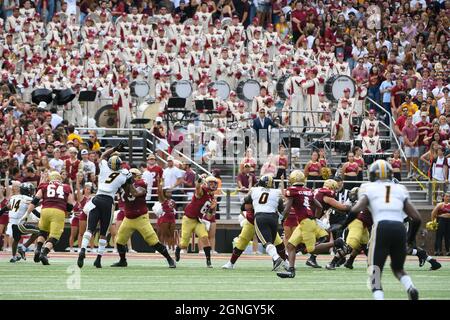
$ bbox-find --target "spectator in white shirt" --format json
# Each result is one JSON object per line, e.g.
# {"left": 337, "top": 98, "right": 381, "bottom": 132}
{"left": 163, "top": 156, "right": 185, "bottom": 214}
{"left": 49, "top": 148, "right": 64, "bottom": 173}
{"left": 50, "top": 107, "right": 63, "bottom": 130}
{"left": 80, "top": 149, "right": 96, "bottom": 181}
{"left": 13, "top": 145, "right": 25, "bottom": 167}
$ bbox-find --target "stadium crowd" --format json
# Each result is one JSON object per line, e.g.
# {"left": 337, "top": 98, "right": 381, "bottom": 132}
{"left": 0, "top": 0, "right": 449, "bottom": 256}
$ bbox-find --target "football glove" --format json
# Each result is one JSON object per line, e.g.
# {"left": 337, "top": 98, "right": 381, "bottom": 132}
{"left": 114, "top": 141, "right": 127, "bottom": 152}
{"left": 126, "top": 172, "right": 134, "bottom": 184}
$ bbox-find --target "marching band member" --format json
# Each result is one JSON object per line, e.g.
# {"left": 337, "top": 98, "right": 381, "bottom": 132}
{"left": 113, "top": 77, "right": 133, "bottom": 131}
{"left": 354, "top": 76, "right": 368, "bottom": 116}
{"left": 172, "top": 47, "right": 191, "bottom": 81}
{"left": 332, "top": 52, "right": 350, "bottom": 76}
{"left": 215, "top": 47, "right": 234, "bottom": 86}
{"left": 316, "top": 92, "right": 331, "bottom": 124}
{"left": 233, "top": 51, "right": 253, "bottom": 89}
{"left": 302, "top": 68, "right": 321, "bottom": 131}
{"left": 362, "top": 127, "right": 381, "bottom": 154}
{"left": 360, "top": 109, "right": 380, "bottom": 137}
{"left": 332, "top": 98, "right": 353, "bottom": 141}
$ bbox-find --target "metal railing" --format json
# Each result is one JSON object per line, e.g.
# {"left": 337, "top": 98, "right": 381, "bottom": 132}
{"left": 365, "top": 97, "right": 406, "bottom": 161}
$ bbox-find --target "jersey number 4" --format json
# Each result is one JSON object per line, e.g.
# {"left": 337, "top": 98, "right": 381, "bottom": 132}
{"left": 10, "top": 199, "right": 21, "bottom": 212}
{"left": 47, "top": 185, "right": 65, "bottom": 199}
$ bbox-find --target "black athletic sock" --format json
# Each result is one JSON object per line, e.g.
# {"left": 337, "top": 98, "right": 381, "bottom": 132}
{"left": 347, "top": 255, "right": 356, "bottom": 264}
{"left": 42, "top": 247, "right": 50, "bottom": 256}
{"left": 230, "top": 248, "right": 243, "bottom": 264}
{"left": 204, "top": 246, "right": 211, "bottom": 260}
{"left": 36, "top": 241, "right": 43, "bottom": 252}
{"left": 154, "top": 242, "right": 171, "bottom": 260}
{"left": 117, "top": 244, "right": 127, "bottom": 261}
{"left": 276, "top": 243, "right": 287, "bottom": 260}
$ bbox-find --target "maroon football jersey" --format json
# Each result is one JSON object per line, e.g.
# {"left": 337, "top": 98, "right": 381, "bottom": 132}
{"left": 39, "top": 182, "right": 72, "bottom": 212}
{"left": 285, "top": 186, "right": 314, "bottom": 223}
{"left": 357, "top": 210, "right": 373, "bottom": 228}
{"left": 284, "top": 208, "right": 299, "bottom": 227}
{"left": 123, "top": 179, "right": 148, "bottom": 219}
{"left": 314, "top": 188, "right": 335, "bottom": 211}
{"left": 184, "top": 186, "right": 214, "bottom": 219}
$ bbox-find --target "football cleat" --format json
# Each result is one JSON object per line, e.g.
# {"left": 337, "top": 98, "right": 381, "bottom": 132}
{"left": 39, "top": 254, "right": 50, "bottom": 265}
{"left": 272, "top": 257, "right": 284, "bottom": 271}
{"left": 175, "top": 247, "right": 181, "bottom": 262}
{"left": 111, "top": 260, "right": 128, "bottom": 267}
{"left": 94, "top": 255, "right": 102, "bottom": 268}
{"left": 306, "top": 255, "right": 322, "bottom": 268}
{"left": 77, "top": 248, "right": 86, "bottom": 268}
{"left": 18, "top": 247, "right": 26, "bottom": 260}
{"left": 34, "top": 249, "right": 41, "bottom": 263}
{"left": 222, "top": 261, "right": 235, "bottom": 269}
{"left": 9, "top": 256, "right": 20, "bottom": 263}
{"left": 206, "top": 258, "right": 212, "bottom": 268}
{"left": 407, "top": 287, "right": 419, "bottom": 300}
{"left": 429, "top": 259, "right": 441, "bottom": 271}
{"left": 325, "top": 262, "right": 336, "bottom": 270}
{"left": 277, "top": 267, "right": 295, "bottom": 278}
{"left": 168, "top": 257, "right": 176, "bottom": 268}
{"left": 417, "top": 249, "right": 427, "bottom": 267}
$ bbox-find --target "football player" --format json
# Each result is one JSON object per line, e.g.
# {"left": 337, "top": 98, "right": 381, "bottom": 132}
{"left": 222, "top": 202, "right": 288, "bottom": 270}
{"left": 0, "top": 183, "right": 40, "bottom": 262}
{"left": 24, "top": 172, "right": 75, "bottom": 265}
{"left": 111, "top": 169, "right": 175, "bottom": 268}
{"left": 77, "top": 142, "right": 130, "bottom": 268}
{"left": 349, "top": 160, "right": 420, "bottom": 300}
{"left": 244, "top": 175, "right": 285, "bottom": 270}
{"left": 312, "top": 179, "right": 352, "bottom": 270}
{"left": 175, "top": 175, "right": 218, "bottom": 268}
{"left": 277, "top": 171, "right": 348, "bottom": 278}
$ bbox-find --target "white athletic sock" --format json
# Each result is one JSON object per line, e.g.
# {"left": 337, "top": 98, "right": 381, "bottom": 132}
{"left": 400, "top": 275, "right": 414, "bottom": 291}
{"left": 97, "top": 239, "right": 107, "bottom": 256}
{"left": 81, "top": 231, "right": 92, "bottom": 249}
{"left": 373, "top": 290, "right": 384, "bottom": 300}
{"left": 266, "top": 244, "right": 280, "bottom": 261}
{"left": 426, "top": 256, "right": 432, "bottom": 261}
{"left": 412, "top": 249, "right": 417, "bottom": 255}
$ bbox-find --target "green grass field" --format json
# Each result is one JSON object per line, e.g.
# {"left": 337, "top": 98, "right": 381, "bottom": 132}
{"left": 1, "top": 252, "right": 449, "bottom": 300}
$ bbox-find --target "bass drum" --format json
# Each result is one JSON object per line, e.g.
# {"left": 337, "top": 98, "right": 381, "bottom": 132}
{"left": 324, "top": 75, "right": 356, "bottom": 102}
{"left": 137, "top": 101, "right": 160, "bottom": 129}
{"left": 209, "top": 80, "right": 230, "bottom": 100}
{"left": 276, "top": 74, "right": 291, "bottom": 100}
{"left": 130, "top": 81, "right": 150, "bottom": 98}
{"left": 94, "top": 104, "right": 118, "bottom": 133}
{"left": 170, "top": 80, "right": 193, "bottom": 98}
{"left": 236, "top": 79, "right": 260, "bottom": 102}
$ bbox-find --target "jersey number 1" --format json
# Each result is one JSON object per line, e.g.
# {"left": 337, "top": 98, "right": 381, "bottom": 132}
{"left": 385, "top": 186, "right": 391, "bottom": 203}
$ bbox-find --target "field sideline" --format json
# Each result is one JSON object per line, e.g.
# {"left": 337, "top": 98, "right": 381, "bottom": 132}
{"left": 1, "top": 252, "right": 449, "bottom": 300}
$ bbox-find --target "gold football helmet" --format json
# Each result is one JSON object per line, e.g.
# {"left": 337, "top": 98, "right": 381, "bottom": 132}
{"left": 323, "top": 179, "right": 338, "bottom": 191}
{"left": 129, "top": 168, "right": 142, "bottom": 179}
{"left": 48, "top": 171, "right": 62, "bottom": 182}
{"left": 289, "top": 170, "right": 306, "bottom": 186}
{"left": 205, "top": 176, "right": 218, "bottom": 191}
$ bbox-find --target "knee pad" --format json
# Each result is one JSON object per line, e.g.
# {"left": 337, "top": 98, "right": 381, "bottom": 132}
{"left": 45, "top": 237, "right": 58, "bottom": 247}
